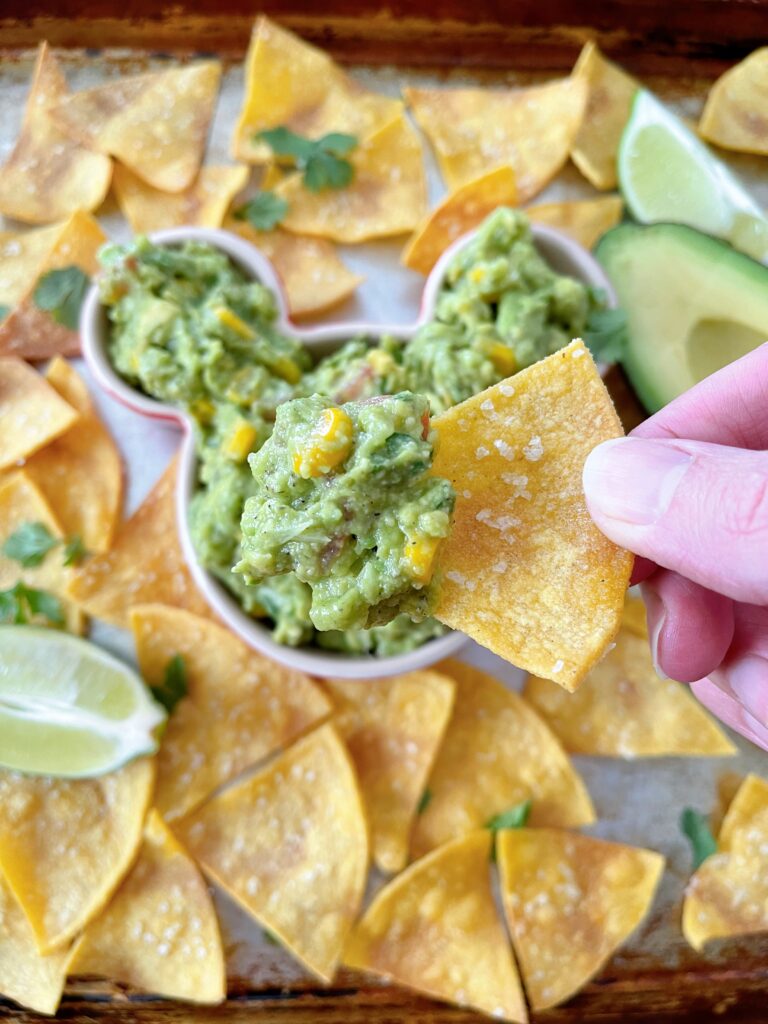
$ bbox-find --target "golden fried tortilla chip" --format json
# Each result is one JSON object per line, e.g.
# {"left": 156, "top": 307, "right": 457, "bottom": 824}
{"left": 621, "top": 591, "right": 648, "bottom": 638}
{"left": 345, "top": 830, "right": 527, "bottom": 1023}
{"left": 411, "top": 660, "right": 594, "bottom": 860}
{"left": 70, "top": 809, "right": 225, "bottom": 1003}
{"left": 570, "top": 41, "right": 639, "bottom": 190}
{"left": 401, "top": 166, "right": 518, "bottom": 275}
{"left": 232, "top": 16, "right": 402, "bottom": 164}
{"left": 0, "top": 758, "right": 154, "bottom": 953}
{"left": 176, "top": 723, "right": 368, "bottom": 982}
{"left": 498, "top": 828, "right": 664, "bottom": 1010}
{"left": 114, "top": 163, "right": 249, "bottom": 232}
{"left": 276, "top": 115, "right": 428, "bottom": 242}
{"left": 432, "top": 340, "right": 633, "bottom": 689}
{"left": 699, "top": 48, "right": 768, "bottom": 155}
{"left": 68, "top": 457, "right": 212, "bottom": 628}
{"left": 526, "top": 195, "right": 624, "bottom": 250}
{"left": 683, "top": 774, "right": 768, "bottom": 950}
{"left": 0, "top": 358, "right": 78, "bottom": 470}
{"left": 51, "top": 61, "right": 221, "bottom": 192}
{"left": 325, "top": 671, "right": 455, "bottom": 873}
{"left": 131, "top": 604, "right": 331, "bottom": 821}
{"left": 405, "top": 78, "right": 587, "bottom": 202}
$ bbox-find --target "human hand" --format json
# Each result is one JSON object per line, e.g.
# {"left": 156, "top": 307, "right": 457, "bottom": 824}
{"left": 582, "top": 343, "right": 768, "bottom": 750}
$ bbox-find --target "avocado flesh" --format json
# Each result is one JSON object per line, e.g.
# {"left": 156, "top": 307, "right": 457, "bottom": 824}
{"left": 595, "top": 222, "right": 768, "bottom": 412}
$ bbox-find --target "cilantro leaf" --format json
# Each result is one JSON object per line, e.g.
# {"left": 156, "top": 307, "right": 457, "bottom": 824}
{"left": 0, "top": 582, "right": 64, "bottom": 626}
{"left": 256, "top": 126, "right": 357, "bottom": 192}
{"left": 262, "top": 928, "right": 281, "bottom": 946}
{"left": 33, "top": 266, "right": 90, "bottom": 330}
{"left": 584, "top": 306, "right": 629, "bottom": 364}
{"left": 304, "top": 150, "right": 354, "bottom": 192}
{"left": 486, "top": 799, "right": 532, "bottom": 832}
{"left": 2, "top": 522, "right": 59, "bottom": 568}
{"left": 150, "top": 654, "right": 188, "bottom": 714}
{"left": 234, "top": 191, "right": 289, "bottom": 231}
{"left": 24, "top": 586, "right": 65, "bottom": 625}
{"left": 681, "top": 808, "right": 717, "bottom": 870}
{"left": 316, "top": 132, "right": 358, "bottom": 157}
{"left": 63, "top": 536, "right": 86, "bottom": 567}
{"left": 0, "top": 586, "right": 23, "bottom": 623}
{"left": 417, "top": 788, "right": 432, "bottom": 815}
{"left": 0, "top": 304, "right": 10, "bottom": 321}
{"left": 257, "top": 126, "right": 316, "bottom": 161}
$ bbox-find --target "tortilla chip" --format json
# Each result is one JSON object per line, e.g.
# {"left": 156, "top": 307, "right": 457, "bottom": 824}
{"left": 276, "top": 115, "right": 428, "bottom": 243}
{"left": 69, "top": 809, "right": 225, "bottom": 1003}
{"left": 498, "top": 828, "right": 664, "bottom": 1009}
{"left": 51, "top": 61, "right": 221, "bottom": 192}
{"left": 0, "top": 758, "right": 154, "bottom": 954}
{"left": 0, "top": 358, "right": 77, "bottom": 470}
{"left": 622, "top": 591, "right": 648, "bottom": 638}
{"left": 526, "top": 195, "right": 624, "bottom": 250}
{"left": 570, "top": 41, "right": 639, "bottom": 190}
{"left": 432, "top": 340, "right": 633, "bottom": 690}
{"left": 114, "top": 163, "right": 250, "bottom": 233}
{"left": 411, "top": 660, "right": 594, "bottom": 860}
{"left": 682, "top": 774, "right": 768, "bottom": 950}
{"left": 345, "top": 830, "right": 527, "bottom": 1022}
{"left": 176, "top": 723, "right": 368, "bottom": 982}
{"left": 232, "top": 16, "right": 402, "bottom": 164}
{"left": 401, "top": 167, "right": 518, "bottom": 275}
{"left": 405, "top": 77, "right": 587, "bottom": 202}
{"left": 699, "top": 48, "right": 768, "bottom": 156}
{"left": 227, "top": 217, "right": 363, "bottom": 318}
{"left": 131, "top": 604, "right": 331, "bottom": 821}
{"left": 325, "top": 671, "right": 455, "bottom": 873}
{"left": 68, "top": 457, "right": 212, "bottom": 628}
{"left": 711, "top": 771, "right": 745, "bottom": 837}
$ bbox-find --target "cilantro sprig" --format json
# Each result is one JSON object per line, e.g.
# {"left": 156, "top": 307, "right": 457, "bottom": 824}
{"left": 234, "top": 191, "right": 289, "bottom": 231}
{"left": 486, "top": 798, "right": 532, "bottom": 833}
{"left": 2, "top": 522, "right": 58, "bottom": 568}
{"left": 33, "top": 266, "right": 90, "bottom": 330}
{"left": 256, "top": 127, "right": 357, "bottom": 192}
{"left": 681, "top": 808, "right": 718, "bottom": 870}
{"left": 417, "top": 788, "right": 432, "bottom": 815}
{"left": 150, "top": 654, "right": 188, "bottom": 715}
{"left": 63, "top": 535, "right": 86, "bottom": 567}
{"left": 0, "top": 582, "right": 64, "bottom": 626}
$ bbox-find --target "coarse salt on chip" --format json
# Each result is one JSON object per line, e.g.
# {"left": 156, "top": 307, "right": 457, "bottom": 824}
{"left": 344, "top": 830, "right": 527, "bottom": 1023}
{"left": 232, "top": 16, "right": 402, "bottom": 164}
{"left": 0, "top": 43, "right": 112, "bottom": 225}
{"left": 401, "top": 166, "right": 518, "bottom": 275}
{"left": 175, "top": 723, "right": 368, "bottom": 982}
{"left": 131, "top": 604, "right": 331, "bottom": 821}
{"left": 69, "top": 809, "right": 225, "bottom": 1003}
{"left": 682, "top": 773, "right": 768, "bottom": 950}
{"left": 276, "top": 114, "right": 428, "bottom": 243}
{"left": 699, "top": 48, "right": 768, "bottom": 156}
{"left": 114, "top": 163, "right": 250, "bottom": 233}
{"left": 497, "top": 827, "right": 664, "bottom": 1010}
{"left": 526, "top": 195, "right": 624, "bottom": 250}
{"left": 325, "top": 670, "right": 455, "bottom": 873}
{"left": 50, "top": 61, "right": 221, "bottom": 193}
{"left": 0, "top": 757, "right": 154, "bottom": 953}
{"left": 432, "top": 339, "right": 633, "bottom": 689}
{"left": 405, "top": 77, "right": 587, "bottom": 202}
{"left": 0, "top": 358, "right": 78, "bottom": 470}
{"left": 411, "top": 660, "right": 594, "bottom": 860}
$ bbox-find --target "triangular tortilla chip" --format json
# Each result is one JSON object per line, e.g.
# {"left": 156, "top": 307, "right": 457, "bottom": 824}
{"left": 411, "top": 660, "right": 594, "bottom": 860}
{"left": 0, "top": 758, "right": 154, "bottom": 953}
{"left": 0, "top": 358, "right": 78, "bottom": 470}
{"left": 276, "top": 115, "right": 428, "bottom": 242}
{"left": 699, "top": 48, "right": 768, "bottom": 155}
{"left": 401, "top": 166, "right": 518, "bottom": 275}
{"left": 175, "top": 723, "right": 368, "bottom": 982}
{"left": 683, "top": 774, "right": 768, "bottom": 950}
{"left": 114, "top": 163, "right": 249, "bottom": 232}
{"left": 69, "top": 809, "right": 225, "bottom": 1003}
{"left": 51, "top": 61, "right": 221, "bottom": 192}
{"left": 325, "top": 670, "right": 455, "bottom": 873}
{"left": 131, "top": 604, "right": 331, "bottom": 821}
{"left": 498, "top": 828, "right": 664, "bottom": 1009}
{"left": 570, "top": 41, "right": 639, "bottom": 190}
{"left": 345, "top": 830, "right": 527, "bottom": 1023}
{"left": 432, "top": 340, "right": 632, "bottom": 689}
{"left": 232, "top": 16, "right": 402, "bottom": 164}
{"left": 526, "top": 195, "right": 624, "bottom": 250}
{"left": 405, "top": 77, "right": 587, "bottom": 202}
{"left": 621, "top": 591, "right": 648, "bottom": 638}
{"left": 68, "top": 457, "right": 212, "bottom": 628}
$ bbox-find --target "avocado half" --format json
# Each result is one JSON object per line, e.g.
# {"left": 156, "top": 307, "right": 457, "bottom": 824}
{"left": 595, "top": 222, "right": 768, "bottom": 412}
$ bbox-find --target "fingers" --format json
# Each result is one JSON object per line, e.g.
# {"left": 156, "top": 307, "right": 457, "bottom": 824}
{"left": 691, "top": 677, "right": 768, "bottom": 752}
{"left": 630, "top": 556, "right": 656, "bottom": 586}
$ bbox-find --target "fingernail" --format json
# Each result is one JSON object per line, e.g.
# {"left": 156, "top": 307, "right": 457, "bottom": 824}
{"left": 583, "top": 438, "right": 692, "bottom": 526}
{"left": 722, "top": 656, "right": 768, "bottom": 725}
{"left": 640, "top": 582, "right": 668, "bottom": 679}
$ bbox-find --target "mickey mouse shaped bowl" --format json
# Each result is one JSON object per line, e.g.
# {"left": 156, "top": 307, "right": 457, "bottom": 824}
{"left": 81, "top": 223, "right": 616, "bottom": 679}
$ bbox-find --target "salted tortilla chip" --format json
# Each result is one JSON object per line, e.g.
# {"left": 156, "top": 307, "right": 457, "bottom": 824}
{"left": 0, "top": 758, "right": 154, "bottom": 953}
{"left": 0, "top": 358, "right": 77, "bottom": 470}
{"left": 131, "top": 604, "right": 331, "bottom": 821}
{"left": 232, "top": 16, "right": 402, "bottom": 164}
{"left": 683, "top": 774, "right": 768, "bottom": 950}
{"left": 432, "top": 340, "right": 633, "bottom": 689}
{"left": 51, "top": 61, "right": 221, "bottom": 192}
{"left": 176, "top": 723, "right": 368, "bottom": 982}
{"left": 570, "top": 41, "right": 639, "bottom": 190}
{"left": 276, "top": 115, "right": 428, "bottom": 243}
{"left": 526, "top": 195, "right": 624, "bottom": 250}
{"left": 699, "top": 48, "right": 768, "bottom": 155}
{"left": 325, "top": 671, "right": 455, "bottom": 873}
{"left": 622, "top": 591, "right": 648, "bottom": 638}
{"left": 498, "top": 828, "right": 664, "bottom": 1009}
{"left": 711, "top": 771, "right": 745, "bottom": 836}
{"left": 114, "top": 163, "right": 249, "bottom": 232}
{"left": 345, "top": 830, "right": 527, "bottom": 1022}
{"left": 69, "top": 809, "right": 224, "bottom": 1003}
{"left": 411, "top": 660, "right": 594, "bottom": 860}
{"left": 405, "top": 77, "right": 587, "bottom": 202}
{"left": 401, "top": 167, "right": 518, "bottom": 275}
{"left": 68, "top": 457, "right": 211, "bottom": 628}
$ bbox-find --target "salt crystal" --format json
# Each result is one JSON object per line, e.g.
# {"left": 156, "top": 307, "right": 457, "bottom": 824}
{"left": 493, "top": 439, "right": 514, "bottom": 460}
{"left": 475, "top": 445, "right": 490, "bottom": 459}
{"left": 523, "top": 436, "right": 544, "bottom": 461}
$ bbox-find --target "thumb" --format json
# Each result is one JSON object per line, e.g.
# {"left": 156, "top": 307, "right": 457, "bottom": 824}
{"left": 583, "top": 437, "right": 768, "bottom": 604}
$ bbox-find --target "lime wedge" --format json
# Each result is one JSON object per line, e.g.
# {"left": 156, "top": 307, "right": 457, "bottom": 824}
{"left": 0, "top": 627, "right": 166, "bottom": 778}
{"left": 618, "top": 90, "right": 768, "bottom": 261}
